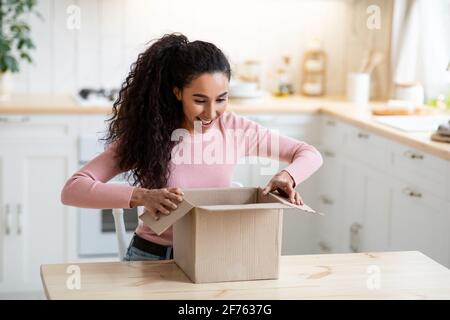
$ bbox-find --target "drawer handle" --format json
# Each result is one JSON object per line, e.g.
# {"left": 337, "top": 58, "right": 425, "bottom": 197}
{"left": 402, "top": 188, "right": 422, "bottom": 198}
{"left": 17, "top": 204, "right": 22, "bottom": 235}
{"left": 5, "top": 204, "right": 11, "bottom": 235}
{"left": 350, "top": 222, "right": 363, "bottom": 253}
{"left": 357, "top": 132, "right": 369, "bottom": 139}
{"left": 320, "top": 195, "right": 334, "bottom": 205}
{"left": 323, "top": 150, "right": 335, "bottom": 158}
{"left": 318, "top": 241, "right": 331, "bottom": 253}
{"left": 403, "top": 150, "right": 424, "bottom": 160}
{"left": 326, "top": 120, "right": 336, "bottom": 126}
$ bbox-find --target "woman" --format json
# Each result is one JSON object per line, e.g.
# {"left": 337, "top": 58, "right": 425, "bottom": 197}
{"left": 61, "top": 33, "right": 323, "bottom": 262}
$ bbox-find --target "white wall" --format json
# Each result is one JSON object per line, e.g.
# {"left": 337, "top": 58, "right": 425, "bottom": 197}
{"left": 11, "top": 0, "right": 392, "bottom": 98}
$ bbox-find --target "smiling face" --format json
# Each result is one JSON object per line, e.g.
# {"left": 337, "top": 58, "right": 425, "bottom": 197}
{"left": 173, "top": 72, "right": 229, "bottom": 134}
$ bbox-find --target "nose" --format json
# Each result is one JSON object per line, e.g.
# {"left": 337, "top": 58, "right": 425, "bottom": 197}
{"left": 203, "top": 103, "right": 216, "bottom": 120}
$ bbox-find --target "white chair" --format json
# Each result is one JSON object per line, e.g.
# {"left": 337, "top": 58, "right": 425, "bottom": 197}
{"left": 112, "top": 181, "right": 244, "bottom": 260}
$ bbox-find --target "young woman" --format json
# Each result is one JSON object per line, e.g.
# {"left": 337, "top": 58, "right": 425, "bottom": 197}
{"left": 61, "top": 33, "right": 323, "bottom": 262}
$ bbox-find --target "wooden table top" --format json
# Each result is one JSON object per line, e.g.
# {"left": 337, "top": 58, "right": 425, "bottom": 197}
{"left": 40, "top": 251, "right": 450, "bottom": 300}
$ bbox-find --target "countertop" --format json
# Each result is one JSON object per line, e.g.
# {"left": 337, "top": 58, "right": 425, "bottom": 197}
{"left": 40, "top": 251, "right": 450, "bottom": 299}
{"left": 1, "top": 94, "right": 449, "bottom": 161}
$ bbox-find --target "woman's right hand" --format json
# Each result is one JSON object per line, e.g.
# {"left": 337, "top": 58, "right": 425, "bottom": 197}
{"left": 130, "top": 187, "right": 184, "bottom": 221}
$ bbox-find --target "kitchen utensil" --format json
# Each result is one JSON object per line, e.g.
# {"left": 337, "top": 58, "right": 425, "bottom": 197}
{"left": 365, "top": 51, "right": 384, "bottom": 73}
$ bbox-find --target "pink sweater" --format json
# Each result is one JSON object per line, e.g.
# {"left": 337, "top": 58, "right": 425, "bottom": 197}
{"left": 61, "top": 111, "right": 323, "bottom": 246}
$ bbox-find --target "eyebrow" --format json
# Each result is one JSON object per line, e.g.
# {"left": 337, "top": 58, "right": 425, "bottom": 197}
{"left": 192, "top": 92, "right": 228, "bottom": 99}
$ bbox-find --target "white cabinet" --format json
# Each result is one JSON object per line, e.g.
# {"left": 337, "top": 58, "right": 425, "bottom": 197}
{"left": 0, "top": 115, "right": 77, "bottom": 294}
{"left": 316, "top": 114, "right": 450, "bottom": 268}
{"left": 360, "top": 173, "right": 392, "bottom": 252}
{"left": 390, "top": 181, "right": 450, "bottom": 267}
{"left": 0, "top": 146, "right": 22, "bottom": 292}
{"left": 315, "top": 146, "right": 344, "bottom": 254}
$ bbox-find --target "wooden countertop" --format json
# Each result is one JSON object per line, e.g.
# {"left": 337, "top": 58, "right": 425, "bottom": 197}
{"left": 1, "top": 94, "right": 449, "bottom": 161}
{"left": 40, "top": 251, "right": 450, "bottom": 300}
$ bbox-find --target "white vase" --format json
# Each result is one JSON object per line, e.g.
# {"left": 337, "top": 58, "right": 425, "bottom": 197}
{"left": 0, "top": 71, "right": 14, "bottom": 101}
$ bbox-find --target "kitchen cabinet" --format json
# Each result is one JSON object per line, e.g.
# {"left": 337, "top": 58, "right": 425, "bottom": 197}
{"left": 360, "top": 172, "right": 392, "bottom": 252}
{"left": 316, "top": 114, "right": 450, "bottom": 269}
{"left": 0, "top": 115, "right": 77, "bottom": 294}
{"left": 389, "top": 141, "right": 450, "bottom": 201}
{"left": 390, "top": 181, "right": 450, "bottom": 267}
{"left": 0, "top": 145, "right": 22, "bottom": 292}
{"left": 339, "top": 162, "right": 392, "bottom": 254}
{"left": 315, "top": 145, "right": 344, "bottom": 254}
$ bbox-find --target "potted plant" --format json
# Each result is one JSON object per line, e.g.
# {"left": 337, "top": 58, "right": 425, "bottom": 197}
{"left": 0, "top": 0, "right": 40, "bottom": 100}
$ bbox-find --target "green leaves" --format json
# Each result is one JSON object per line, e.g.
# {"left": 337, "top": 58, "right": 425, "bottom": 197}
{"left": 0, "top": 0, "right": 40, "bottom": 73}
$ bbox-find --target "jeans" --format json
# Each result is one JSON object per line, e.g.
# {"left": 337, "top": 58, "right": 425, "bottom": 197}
{"left": 123, "top": 242, "right": 173, "bottom": 262}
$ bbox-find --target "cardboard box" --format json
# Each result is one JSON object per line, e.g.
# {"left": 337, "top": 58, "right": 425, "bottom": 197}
{"left": 139, "top": 187, "right": 319, "bottom": 283}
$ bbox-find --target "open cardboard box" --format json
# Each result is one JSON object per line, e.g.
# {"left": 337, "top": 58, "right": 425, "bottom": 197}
{"left": 139, "top": 187, "right": 320, "bottom": 283}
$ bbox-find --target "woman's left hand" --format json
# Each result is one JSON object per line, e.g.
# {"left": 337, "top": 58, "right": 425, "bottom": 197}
{"left": 262, "top": 170, "right": 304, "bottom": 205}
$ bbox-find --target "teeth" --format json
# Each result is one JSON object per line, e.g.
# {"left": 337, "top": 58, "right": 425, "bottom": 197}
{"left": 198, "top": 118, "right": 213, "bottom": 125}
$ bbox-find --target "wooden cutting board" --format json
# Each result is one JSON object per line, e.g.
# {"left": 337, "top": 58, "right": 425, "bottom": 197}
{"left": 431, "top": 132, "right": 450, "bottom": 143}
{"left": 372, "top": 108, "right": 432, "bottom": 116}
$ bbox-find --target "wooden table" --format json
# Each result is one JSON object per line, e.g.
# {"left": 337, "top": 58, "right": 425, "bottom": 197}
{"left": 40, "top": 251, "right": 450, "bottom": 299}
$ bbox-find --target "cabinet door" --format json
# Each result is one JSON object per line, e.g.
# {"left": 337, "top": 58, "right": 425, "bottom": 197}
{"left": 340, "top": 162, "right": 366, "bottom": 253}
{"left": 14, "top": 141, "right": 76, "bottom": 291}
{"left": 361, "top": 173, "right": 392, "bottom": 252}
{"left": 390, "top": 183, "right": 450, "bottom": 268}
{"left": 0, "top": 146, "right": 22, "bottom": 293}
{"left": 315, "top": 146, "right": 344, "bottom": 253}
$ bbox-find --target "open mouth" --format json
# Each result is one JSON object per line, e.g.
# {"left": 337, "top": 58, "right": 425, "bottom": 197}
{"left": 196, "top": 117, "right": 214, "bottom": 127}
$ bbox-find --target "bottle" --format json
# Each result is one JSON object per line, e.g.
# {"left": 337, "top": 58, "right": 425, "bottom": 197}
{"left": 273, "top": 55, "right": 294, "bottom": 97}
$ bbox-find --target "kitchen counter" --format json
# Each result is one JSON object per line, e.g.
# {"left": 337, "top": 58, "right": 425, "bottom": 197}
{"left": 1, "top": 94, "right": 449, "bottom": 161}
{"left": 40, "top": 251, "right": 450, "bottom": 299}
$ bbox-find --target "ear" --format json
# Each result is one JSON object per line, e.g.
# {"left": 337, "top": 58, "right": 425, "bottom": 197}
{"left": 173, "top": 87, "right": 182, "bottom": 101}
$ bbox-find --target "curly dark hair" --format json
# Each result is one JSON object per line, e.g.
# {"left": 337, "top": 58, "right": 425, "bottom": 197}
{"left": 103, "top": 33, "right": 231, "bottom": 189}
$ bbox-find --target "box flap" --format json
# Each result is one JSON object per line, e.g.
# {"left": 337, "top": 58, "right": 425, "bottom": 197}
{"left": 139, "top": 191, "right": 198, "bottom": 235}
{"left": 197, "top": 202, "right": 292, "bottom": 211}
{"left": 263, "top": 188, "right": 322, "bottom": 215}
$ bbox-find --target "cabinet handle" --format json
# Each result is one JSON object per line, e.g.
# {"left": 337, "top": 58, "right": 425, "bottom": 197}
{"left": 5, "top": 204, "right": 11, "bottom": 235}
{"left": 17, "top": 204, "right": 22, "bottom": 235}
{"left": 0, "top": 116, "right": 30, "bottom": 123}
{"left": 357, "top": 132, "right": 369, "bottom": 139}
{"left": 320, "top": 195, "right": 334, "bottom": 205}
{"left": 318, "top": 241, "right": 331, "bottom": 253}
{"left": 323, "top": 150, "right": 335, "bottom": 158}
{"left": 326, "top": 120, "right": 336, "bottom": 126}
{"left": 403, "top": 150, "right": 424, "bottom": 160}
{"left": 350, "top": 222, "right": 363, "bottom": 253}
{"left": 402, "top": 188, "right": 422, "bottom": 198}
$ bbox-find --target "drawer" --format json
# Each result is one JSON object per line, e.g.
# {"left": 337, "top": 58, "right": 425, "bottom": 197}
{"left": 320, "top": 115, "right": 347, "bottom": 148}
{"left": 317, "top": 146, "right": 343, "bottom": 197}
{"left": 390, "top": 142, "right": 449, "bottom": 200}
{"left": 0, "top": 115, "right": 77, "bottom": 139}
{"left": 344, "top": 126, "right": 390, "bottom": 170}
{"left": 244, "top": 113, "right": 320, "bottom": 145}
